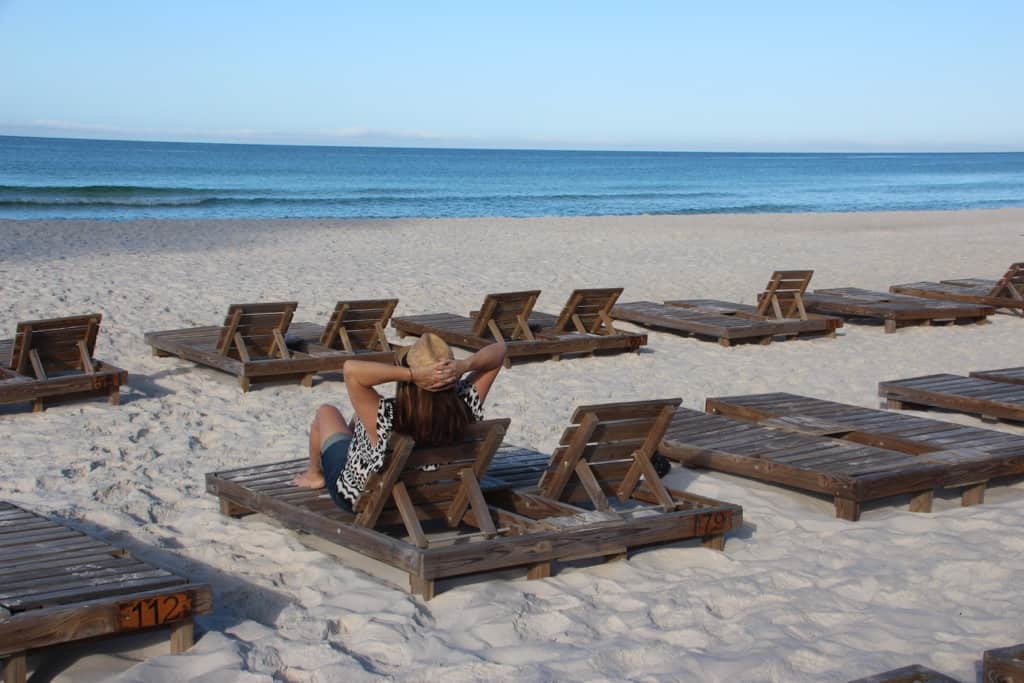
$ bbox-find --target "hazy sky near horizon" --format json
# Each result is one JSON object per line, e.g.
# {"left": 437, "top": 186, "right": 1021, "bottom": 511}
{"left": 1, "top": 1, "right": 1022, "bottom": 152}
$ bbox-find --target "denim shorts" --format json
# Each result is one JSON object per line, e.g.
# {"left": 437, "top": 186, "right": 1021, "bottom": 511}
{"left": 320, "top": 432, "right": 354, "bottom": 513}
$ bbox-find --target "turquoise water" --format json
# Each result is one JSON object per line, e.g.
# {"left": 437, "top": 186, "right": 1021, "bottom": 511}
{"left": 1, "top": 135, "right": 1023, "bottom": 220}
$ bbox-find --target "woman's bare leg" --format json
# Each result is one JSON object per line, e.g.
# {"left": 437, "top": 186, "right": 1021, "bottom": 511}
{"left": 294, "top": 404, "right": 351, "bottom": 488}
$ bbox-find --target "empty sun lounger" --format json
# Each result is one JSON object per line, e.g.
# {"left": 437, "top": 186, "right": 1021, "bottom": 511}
{"left": 0, "top": 314, "right": 127, "bottom": 412}
{"left": 847, "top": 665, "right": 960, "bottom": 683}
{"left": 0, "top": 502, "right": 211, "bottom": 683}
{"left": 612, "top": 270, "right": 842, "bottom": 346}
{"left": 970, "top": 366, "right": 1024, "bottom": 385}
{"left": 802, "top": 288, "right": 993, "bottom": 332}
{"left": 879, "top": 374, "right": 1024, "bottom": 424}
{"left": 704, "top": 392, "right": 1024, "bottom": 507}
{"left": 146, "top": 301, "right": 395, "bottom": 391}
{"left": 392, "top": 289, "right": 645, "bottom": 363}
{"left": 208, "top": 402, "right": 742, "bottom": 599}
{"left": 891, "top": 262, "right": 1024, "bottom": 316}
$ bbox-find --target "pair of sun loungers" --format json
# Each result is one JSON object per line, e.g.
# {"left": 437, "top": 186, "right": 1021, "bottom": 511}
{"left": 390, "top": 287, "right": 648, "bottom": 363}
{"left": 852, "top": 644, "right": 1024, "bottom": 683}
{"left": 0, "top": 314, "right": 126, "bottom": 413}
{"left": 146, "top": 300, "right": 398, "bottom": 391}
{"left": 206, "top": 398, "right": 743, "bottom": 599}
{"left": 612, "top": 269, "right": 998, "bottom": 345}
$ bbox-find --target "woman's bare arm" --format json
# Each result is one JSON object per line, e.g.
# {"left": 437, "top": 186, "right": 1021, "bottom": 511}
{"left": 343, "top": 359, "right": 447, "bottom": 443}
{"left": 454, "top": 341, "right": 507, "bottom": 402}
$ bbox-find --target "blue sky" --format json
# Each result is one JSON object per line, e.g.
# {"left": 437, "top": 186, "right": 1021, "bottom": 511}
{"left": 1, "top": 1, "right": 1021, "bottom": 151}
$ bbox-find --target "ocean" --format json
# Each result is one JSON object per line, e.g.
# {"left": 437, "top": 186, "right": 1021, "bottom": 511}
{"left": 1, "top": 135, "right": 1023, "bottom": 220}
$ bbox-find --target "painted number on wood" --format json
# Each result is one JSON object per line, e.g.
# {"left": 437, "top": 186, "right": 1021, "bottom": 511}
{"left": 118, "top": 593, "right": 192, "bottom": 630}
{"left": 696, "top": 511, "right": 730, "bottom": 536}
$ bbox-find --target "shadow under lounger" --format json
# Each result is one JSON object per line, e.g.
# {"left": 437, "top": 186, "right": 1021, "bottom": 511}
{"left": 0, "top": 502, "right": 212, "bottom": 683}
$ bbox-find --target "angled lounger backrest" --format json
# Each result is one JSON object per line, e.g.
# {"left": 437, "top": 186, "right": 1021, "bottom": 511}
{"left": 216, "top": 302, "right": 297, "bottom": 361}
{"left": 991, "top": 262, "right": 1024, "bottom": 299}
{"left": 319, "top": 298, "right": 398, "bottom": 352}
{"left": 470, "top": 290, "right": 541, "bottom": 341}
{"left": 548, "top": 288, "right": 624, "bottom": 335}
{"left": 755, "top": 270, "right": 813, "bottom": 319}
{"left": 353, "top": 418, "right": 511, "bottom": 547}
{"left": 538, "top": 398, "right": 682, "bottom": 512}
{"left": 10, "top": 313, "right": 102, "bottom": 378}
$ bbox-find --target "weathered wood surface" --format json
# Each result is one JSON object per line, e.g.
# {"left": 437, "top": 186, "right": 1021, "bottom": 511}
{"left": 0, "top": 314, "right": 126, "bottom": 409}
{"left": 847, "top": 664, "right": 961, "bottom": 683}
{"left": 971, "top": 367, "right": 1024, "bottom": 386}
{"left": 662, "top": 407, "right": 956, "bottom": 520}
{"left": 393, "top": 289, "right": 644, "bottom": 362}
{"left": 891, "top": 262, "right": 1024, "bottom": 316}
{"left": 317, "top": 299, "right": 398, "bottom": 352}
{"left": 983, "top": 643, "right": 1024, "bottom": 682}
{"left": 527, "top": 288, "right": 648, "bottom": 353}
{"left": 803, "top": 288, "right": 993, "bottom": 331}
{"left": 879, "top": 374, "right": 1024, "bottom": 424}
{"left": 146, "top": 307, "right": 395, "bottom": 390}
{"left": 0, "top": 501, "right": 211, "bottom": 675}
{"left": 705, "top": 392, "right": 1024, "bottom": 492}
{"left": 612, "top": 300, "right": 839, "bottom": 346}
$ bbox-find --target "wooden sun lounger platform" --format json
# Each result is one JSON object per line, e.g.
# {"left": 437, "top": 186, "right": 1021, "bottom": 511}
{"left": 890, "top": 262, "right": 1024, "bottom": 316}
{"left": 0, "top": 502, "right": 211, "bottom": 683}
{"left": 848, "top": 665, "right": 960, "bottom": 683}
{"left": 1, "top": 314, "right": 127, "bottom": 413}
{"left": 703, "top": 391, "right": 1024, "bottom": 506}
{"left": 983, "top": 643, "right": 1024, "bottom": 682}
{"left": 802, "top": 288, "right": 993, "bottom": 332}
{"left": 392, "top": 289, "right": 646, "bottom": 364}
{"left": 146, "top": 301, "right": 396, "bottom": 391}
{"left": 207, "top": 401, "right": 742, "bottom": 599}
{"left": 879, "top": 374, "right": 1024, "bottom": 424}
{"left": 970, "top": 367, "right": 1024, "bottom": 386}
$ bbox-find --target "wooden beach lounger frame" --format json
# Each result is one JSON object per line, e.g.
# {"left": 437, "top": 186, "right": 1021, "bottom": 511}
{"left": 207, "top": 401, "right": 741, "bottom": 599}
{"left": 391, "top": 289, "right": 646, "bottom": 364}
{"left": 801, "top": 288, "right": 993, "bottom": 332}
{"left": 983, "top": 643, "right": 1024, "bottom": 682}
{"left": 611, "top": 270, "right": 842, "bottom": 346}
{"left": 879, "top": 373, "right": 1024, "bottom": 424}
{"left": 145, "top": 301, "right": 396, "bottom": 391}
{"left": 0, "top": 502, "right": 212, "bottom": 683}
{"left": 890, "top": 262, "right": 1024, "bottom": 316}
{"left": 0, "top": 314, "right": 126, "bottom": 412}
{"left": 702, "top": 391, "right": 1024, "bottom": 511}
{"left": 847, "top": 665, "right": 961, "bottom": 683}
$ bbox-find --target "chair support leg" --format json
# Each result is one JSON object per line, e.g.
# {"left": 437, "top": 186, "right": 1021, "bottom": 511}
{"left": 409, "top": 574, "right": 435, "bottom": 600}
{"left": 170, "top": 618, "right": 194, "bottom": 654}
{"left": 2, "top": 653, "right": 26, "bottom": 683}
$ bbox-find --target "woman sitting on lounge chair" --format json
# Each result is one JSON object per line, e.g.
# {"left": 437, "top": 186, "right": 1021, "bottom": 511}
{"left": 294, "top": 333, "right": 507, "bottom": 512}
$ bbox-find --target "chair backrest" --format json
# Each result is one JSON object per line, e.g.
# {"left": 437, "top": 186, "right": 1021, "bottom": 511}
{"left": 353, "top": 418, "right": 511, "bottom": 546}
{"left": 215, "top": 302, "right": 297, "bottom": 360}
{"left": 9, "top": 314, "right": 102, "bottom": 377}
{"left": 991, "top": 262, "right": 1024, "bottom": 299}
{"left": 538, "top": 398, "right": 682, "bottom": 511}
{"left": 470, "top": 290, "right": 541, "bottom": 341}
{"left": 319, "top": 299, "right": 398, "bottom": 352}
{"left": 756, "top": 270, "right": 814, "bottom": 319}
{"left": 548, "top": 288, "right": 623, "bottom": 334}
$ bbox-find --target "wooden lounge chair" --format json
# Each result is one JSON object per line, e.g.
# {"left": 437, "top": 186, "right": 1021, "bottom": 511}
{"left": 983, "top": 643, "right": 1024, "bottom": 682}
{"left": 879, "top": 374, "right": 1024, "bottom": 424}
{"left": 146, "top": 301, "right": 394, "bottom": 391}
{"left": 526, "top": 288, "right": 648, "bottom": 357}
{"left": 970, "top": 366, "right": 1024, "bottom": 386}
{"left": 0, "top": 502, "right": 211, "bottom": 683}
{"left": 0, "top": 314, "right": 126, "bottom": 412}
{"left": 612, "top": 270, "right": 841, "bottom": 346}
{"left": 208, "top": 405, "right": 743, "bottom": 599}
{"left": 847, "top": 665, "right": 960, "bottom": 683}
{"left": 891, "top": 262, "right": 1024, "bottom": 316}
{"left": 802, "top": 288, "right": 993, "bottom": 332}
{"left": 704, "top": 391, "right": 1024, "bottom": 508}
{"left": 393, "top": 289, "right": 644, "bottom": 363}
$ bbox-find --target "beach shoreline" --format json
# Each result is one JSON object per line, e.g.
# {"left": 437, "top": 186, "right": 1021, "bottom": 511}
{"left": 2, "top": 207, "right": 1024, "bottom": 682}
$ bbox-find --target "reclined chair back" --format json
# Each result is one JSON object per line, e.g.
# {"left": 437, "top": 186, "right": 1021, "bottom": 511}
{"left": 991, "top": 262, "right": 1024, "bottom": 300}
{"left": 354, "top": 418, "right": 510, "bottom": 547}
{"left": 756, "top": 270, "right": 813, "bottom": 319}
{"left": 9, "top": 314, "right": 102, "bottom": 379}
{"left": 319, "top": 299, "right": 398, "bottom": 352}
{"left": 538, "top": 398, "right": 682, "bottom": 512}
{"left": 216, "top": 302, "right": 297, "bottom": 361}
{"left": 547, "top": 288, "right": 623, "bottom": 335}
{"left": 470, "top": 291, "right": 541, "bottom": 342}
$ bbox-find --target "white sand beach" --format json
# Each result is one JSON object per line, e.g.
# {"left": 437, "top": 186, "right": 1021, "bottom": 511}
{"left": 2, "top": 208, "right": 1024, "bottom": 682}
